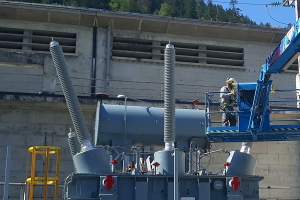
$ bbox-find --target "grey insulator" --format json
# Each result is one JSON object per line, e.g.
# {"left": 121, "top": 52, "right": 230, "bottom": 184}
{"left": 164, "top": 43, "right": 176, "bottom": 145}
{"left": 68, "top": 129, "right": 78, "bottom": 172}
{"left": 50, "top": 41, "right": 91, "bottom": 146}
{"left": 242, "top": 142, "right": 253, "bottom": 148}
{"left": 68, "top": 129, "right": 78, "bottom": 157}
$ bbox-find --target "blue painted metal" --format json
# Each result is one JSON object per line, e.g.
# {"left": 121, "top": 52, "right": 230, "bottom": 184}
{"left": 66, "top": 173, "right": 262, "bottom": 200}
{"left": 95, "top": 103, "right": 207, "bottom": 148}
{"left": 226, "top": 151, "right": 256, "bottom": 176}
{"left": 206, "top": 18, "right": 300, "bottom": 142}
{"left": 73, "top": 147, "right": 112, "bottom": 174}
{"left": 266, "top": 20, "right": 300, "bottom": 73}
{"left": 153, "top": 150, "right": 185, "bottom": 175}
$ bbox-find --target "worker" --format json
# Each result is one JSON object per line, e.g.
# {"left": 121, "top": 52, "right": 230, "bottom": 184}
{"left": 220, "top": 77, "right": 237, "bottom": 126}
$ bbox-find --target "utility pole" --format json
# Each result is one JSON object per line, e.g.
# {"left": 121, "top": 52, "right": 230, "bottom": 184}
{"left": 295, "top": 0, "right": 300, "bottom": 107}
{"left": 295, "top": 0, "right": 300, "bottom": 19}
{"left": 282, "top": 0, "right": 298, "bottom": 18}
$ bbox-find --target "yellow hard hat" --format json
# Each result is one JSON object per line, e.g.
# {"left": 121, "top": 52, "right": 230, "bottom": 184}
{"left": 226, "top": 77, "right": 237, "bottom": 86}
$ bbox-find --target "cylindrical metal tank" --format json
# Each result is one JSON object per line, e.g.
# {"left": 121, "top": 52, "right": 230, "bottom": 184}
{"left": 94, "top": 103, "right": 207, "bottom": 148}
{"left": 73, "top": 147, "right": 112, "bottom": 174}
{"left": 226, "top": 151, "right": 257, "bottom": 176}
{"left": 153, "top": 150, "right": 185, "bottom": 175}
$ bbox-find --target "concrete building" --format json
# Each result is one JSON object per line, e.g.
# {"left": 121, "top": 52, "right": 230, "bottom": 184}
{"left": 0, "top": 1, "right": 299, "bottom": 199}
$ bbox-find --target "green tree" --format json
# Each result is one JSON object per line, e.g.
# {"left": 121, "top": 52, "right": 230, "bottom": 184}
{"left": 181, "top": 0, "right": 197, "bottom": 19}
{"left": 109, "top": 0, "right": 149, "bottom": 13}
{"left": 202, "top": 1, "right": 215, "bottom": 21}
{"left": 229, "top": 0, "right": 241, "bottom": 16}
{"left": 215, "top": 5, "right": 226, "bottom": 21}
{"left": 195, "top": 1, "right": 207, "bottom": 20}
{"left": 259, "top": 22, "right": 271, "bottom": 27}
{"left": 157, "top": 0, "right": 179, "bottom": 17}
{"left": 150, "top": 0, "right": 164, "bottom": 13}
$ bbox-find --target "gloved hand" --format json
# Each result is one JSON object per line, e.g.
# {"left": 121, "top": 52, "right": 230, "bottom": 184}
{"left": 230, "top": 94, "right": 236, "bottom": 102}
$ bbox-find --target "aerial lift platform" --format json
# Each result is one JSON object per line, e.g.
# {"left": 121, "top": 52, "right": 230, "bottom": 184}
{"left": 206, "top": 19, "right": 300, "bottom": 142}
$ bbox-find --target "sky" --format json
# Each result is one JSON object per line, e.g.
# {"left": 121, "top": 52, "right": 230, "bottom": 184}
{"left": 214, "top": 0, "right": 297, "bottom": 28}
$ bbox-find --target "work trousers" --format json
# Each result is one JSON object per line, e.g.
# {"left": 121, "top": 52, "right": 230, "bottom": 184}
{"left": 221, "top": 106, "right": 237, "bottom": 126}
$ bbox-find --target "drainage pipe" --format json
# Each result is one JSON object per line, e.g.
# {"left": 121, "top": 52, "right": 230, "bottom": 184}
{"left": 105, "top": 24, "right": 111, "bottom": 94}
{"left": 91, "top": 26, "right": 97, "bottom": 96}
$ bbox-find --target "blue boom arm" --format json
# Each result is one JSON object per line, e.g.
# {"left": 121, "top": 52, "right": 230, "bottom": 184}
{"left": 247, "top": 19, "right": 300, "bottom": 138}
{"left": 206, "top": 19, "right": 300, "bottom": 142}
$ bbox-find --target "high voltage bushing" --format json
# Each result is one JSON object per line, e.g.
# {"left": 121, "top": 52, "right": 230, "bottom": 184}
{"left": 50, "top": 41, "right": 92, "bottom": 151}
{"left": 164, "top": 43, "right": 176, "bottom": 150}
{"left": 68, "top": 129, "right": 78, "bottom": 172}
{"left": 68, "top": 129, "right": 78, "bottom": 157}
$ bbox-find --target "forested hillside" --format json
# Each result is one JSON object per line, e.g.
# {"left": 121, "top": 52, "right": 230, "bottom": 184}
{"left": 8, "top": 0, "right": 273, "bottom": 26}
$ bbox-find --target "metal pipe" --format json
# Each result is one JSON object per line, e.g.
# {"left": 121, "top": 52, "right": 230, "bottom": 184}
{"left": 4, "top": 146, "right": 11, "bottom": 200}
{"left": 188, "top": 138, "right": 209, "bottom": 173}
{"left": 271, "top": 109, "right": 300, "bottom": 112}
{"left": 50, "top": 41, "right": 92, "bottom": 151}
{"left": 269, "top": 100, "right": 299, "bottom": 102}
{"left": 174, "top": 150, "right": 179, "bottom": 200}
{"left": 271, "top": 88, "right": 300, "bottom": 91}
{"left": 136, "top": 147, "right": 140, "bottom": 170}
{"left": 207, "top": 111, "right": 239, "bottom": 114}
{"left": 270, "top": 119, "right": 300, "bottom": 122}
{"left": 91, "top": 26, "right": 97, "bottom": 96}
{"left": 188, "top": 149, "right": 193, "bottom": 173}
{"left": 200, "top": 149, "right": 228, "bottom": 157}
{"left": 124, "top": 97, "right": 128, "bottom": 148}
{"left": 205, "top": 92, "right": 210, "bottom": 129}
{"left": 164, "top": 43, "right": 176, "bottom": 150}
{"left": 105, "top": 24, "right": 111, "bottom": 94}
{"left": 195, "top": 150, "right": 199, "bottom": 172}
{"left": 240, "top": 142, "right": 252, "bottom": 154}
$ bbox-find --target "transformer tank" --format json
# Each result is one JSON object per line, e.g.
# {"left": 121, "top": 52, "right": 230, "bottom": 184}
{"left": 94, "top": 103, "right": 207, "bottom": 149}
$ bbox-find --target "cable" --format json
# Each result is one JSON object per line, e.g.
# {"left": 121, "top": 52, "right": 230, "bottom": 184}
{"left": 211, "top": 1, "right": 293, "bottom": 26}
{"left": 214, "top": 144, "right": 226, "bottom": 162}
{"left": 185, "top": 152, "right": 199, "bottom": 172}
{"left": 212, "top": 1, "right": 262, "bottom": 5}
{"left": 211, "top": 1, "right": 294, "bottom": 26}
{"left": 212, "top": 1, "right": 286, "bottom": 6}
{"left": 202, "top": 151, "right": 211, "bottom": 170}
{"left": 265, "top": 5, "right": 290, "bottom": 25}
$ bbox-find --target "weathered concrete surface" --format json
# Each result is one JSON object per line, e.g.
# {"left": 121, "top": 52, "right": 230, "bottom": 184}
{"left": 0, "top": 19, "right": 93, "bottom": 96}
{"left": 0, "top": 16, "right": 296, "bottom": 103}
{"left": 0, "top": 99, "right": 94, "bottom": 199}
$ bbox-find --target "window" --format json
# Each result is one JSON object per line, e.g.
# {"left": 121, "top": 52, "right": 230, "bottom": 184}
{"left": 0, "top": 27, "right": 77, "bottom": 54}
{"left": 112, "top": 37, "right": 244, "bottom": 68}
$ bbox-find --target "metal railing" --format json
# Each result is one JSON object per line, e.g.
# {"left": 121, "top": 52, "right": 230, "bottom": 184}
{"left": 205, "top": 88, "right": 300, "bottom": 129}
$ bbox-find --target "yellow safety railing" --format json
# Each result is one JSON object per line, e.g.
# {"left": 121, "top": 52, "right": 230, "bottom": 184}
{"left": 25, "top": 146, "right": 61, "bottom": 200}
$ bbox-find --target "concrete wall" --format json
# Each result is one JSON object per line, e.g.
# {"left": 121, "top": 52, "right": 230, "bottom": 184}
{"left": 0, "top": 19, "right": 93, "bottom": 96}
{"left": 0, "top": 16, "right": 300, "bottom": 200}
{"left": 107, "top": 30, "right": 296, "bottom": 105}
{"left": 0, "top": 100, "right": 94, "bottom": 199}
{"left": 0, "top": 19, "right": 296, "bottom": 103}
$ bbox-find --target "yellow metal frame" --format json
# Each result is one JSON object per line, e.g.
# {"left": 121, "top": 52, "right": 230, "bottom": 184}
{"left": 25, "top": 146, "right": 61, "bottom": 200}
